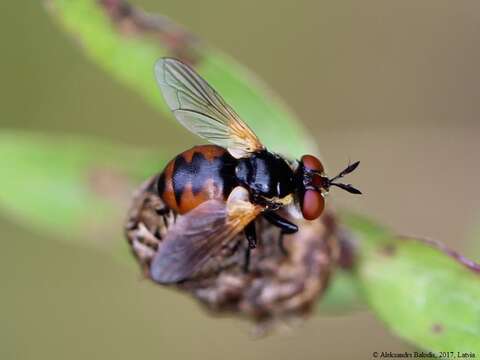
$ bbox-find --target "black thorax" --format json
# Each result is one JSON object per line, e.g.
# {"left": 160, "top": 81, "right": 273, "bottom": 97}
{"left": 235, "top": 150, "right": 295, "bottom": 203}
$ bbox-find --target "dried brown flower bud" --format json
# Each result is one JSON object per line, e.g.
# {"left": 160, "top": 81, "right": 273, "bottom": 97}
{"left": 125, "top": 176, "right": 344, "bottom": 331}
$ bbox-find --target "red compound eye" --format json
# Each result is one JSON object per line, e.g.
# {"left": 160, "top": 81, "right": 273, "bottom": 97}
{"left": 301, "top": 190, "right": 325, "bottom": 220}
{"left": 301, "top": 155, "right": 324, "bottom": 173}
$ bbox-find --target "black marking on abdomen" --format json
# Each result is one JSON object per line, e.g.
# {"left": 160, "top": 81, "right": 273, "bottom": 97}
{"left": 156, "top": 172, "right": 166, "bottom": 197}
{"left": 172, "top": 151, "right": 237, "bottom": 205}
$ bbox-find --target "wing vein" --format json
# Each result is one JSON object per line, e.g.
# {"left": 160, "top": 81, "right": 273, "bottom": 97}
{"left": 155, "top": 58, "right": 264, "bottom": 158}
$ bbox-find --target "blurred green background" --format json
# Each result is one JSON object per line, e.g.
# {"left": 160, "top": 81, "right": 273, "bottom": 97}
{"left": 2, "top": 1, "right": 480, "bottom": 358}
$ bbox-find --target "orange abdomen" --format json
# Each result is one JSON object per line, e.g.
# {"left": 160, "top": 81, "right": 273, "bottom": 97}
{"left": 157, "top": 145, "right": 237, "bottom": 214}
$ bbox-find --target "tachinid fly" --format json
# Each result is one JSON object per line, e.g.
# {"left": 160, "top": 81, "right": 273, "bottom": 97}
{"left": 126, "top": 58, "right": 361, "bottom": 286}
{"left": 126, "top": 58, "right": 360, "bottom": 326}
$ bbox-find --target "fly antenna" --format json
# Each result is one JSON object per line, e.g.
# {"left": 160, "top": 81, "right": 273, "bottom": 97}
{"left": 327, "top": 161, "right": 362, "bottom": 194}
{"left": 329, "top": 182, "right": 362, "bottom": 194}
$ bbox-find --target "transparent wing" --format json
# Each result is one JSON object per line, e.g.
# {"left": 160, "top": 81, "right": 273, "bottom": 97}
{"left": 150, "top": 187, "right": 262, "bottom": 284}
{"left": 155, "top": 57, "right": 264, "bottom": 158}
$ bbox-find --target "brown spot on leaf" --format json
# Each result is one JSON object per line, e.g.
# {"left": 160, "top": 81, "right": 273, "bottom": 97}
{"left": 99, "top": 0, "right": 201, "bottom": 64}
{"left": 87, "top": 166, "right": 134, "bottom": 205}
{"left": 431, "top": 323, "right": 444, "bottom": 334}
{"left": 380, "top": 243, "right": 396, "bottom": 257}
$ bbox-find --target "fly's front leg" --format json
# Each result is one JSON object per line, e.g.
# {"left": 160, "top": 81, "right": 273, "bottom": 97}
{"left": 262, "top": 211, "right": 298, "bottom": 255}
{"left": 263, "top": 211, "right": 298, "bottom": 234}
{"left": 243, "top": 221, "right": 257, "bottom": 272}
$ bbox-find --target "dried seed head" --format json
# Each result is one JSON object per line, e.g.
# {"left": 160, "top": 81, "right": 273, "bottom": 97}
{"left": 125, "top": 176, "right": 343, "bottom": 331}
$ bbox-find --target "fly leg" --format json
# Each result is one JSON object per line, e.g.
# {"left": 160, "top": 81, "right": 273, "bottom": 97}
{"left": 263, "top": 211, "right": 298, "bottom": 256}
{"left": 263, "top": 211, "right": 298, "bottom": 233}
{"left": 243, "top": 221, "right": 257, "bottom": 272}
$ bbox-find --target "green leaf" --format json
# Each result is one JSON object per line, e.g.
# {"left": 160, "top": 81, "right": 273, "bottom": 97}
{"left": 46, "top": 0, "right": 316, "bottom": 158}
{"left": 0, "top": 130, "right": 165, "bottom": 263}
{"left": 318, "top": 269, "right": 364, "bottom": 313}
{"left": 345, "top": 213, "right": 480, "bottom": 352}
